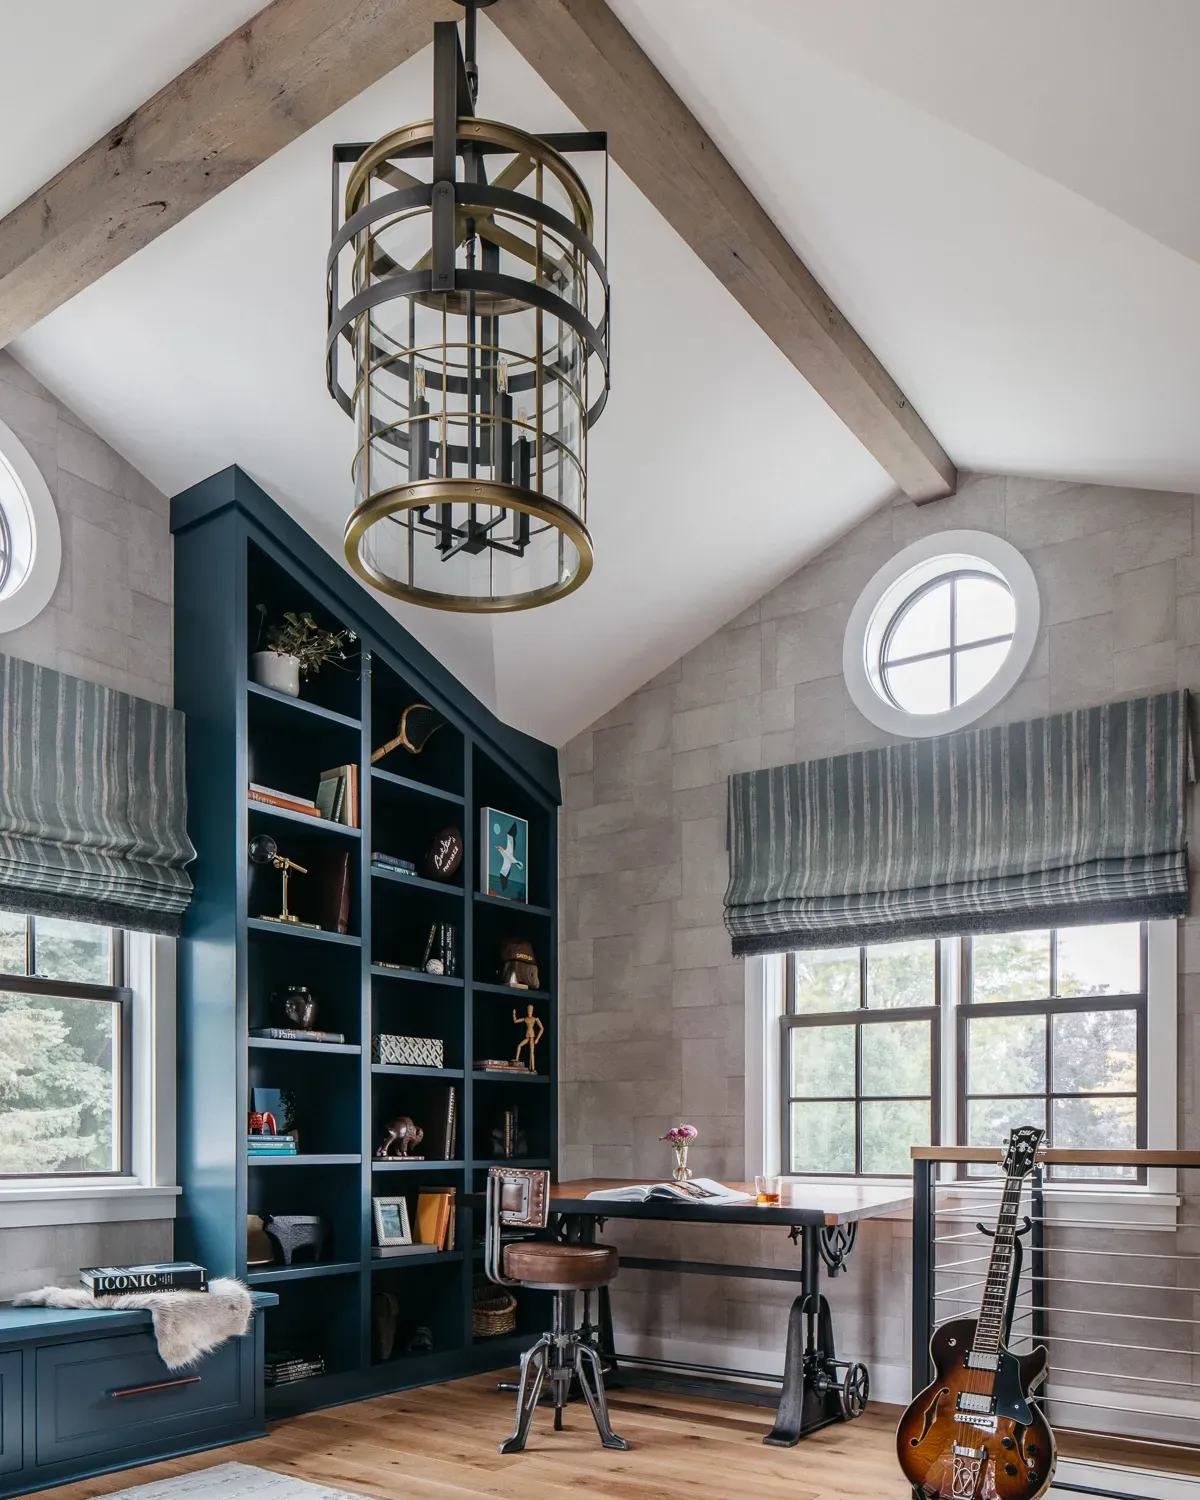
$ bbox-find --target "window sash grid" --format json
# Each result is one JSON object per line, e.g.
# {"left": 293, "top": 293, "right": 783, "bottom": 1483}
{"left": 782, "top": 925, "right": 1148, "bottom": 1181}
{"left": 784, "top": 944, "right": 940, "bottom": 1174}
{"left": 957, "top": 926, "right": 1147, "bottom": 1184}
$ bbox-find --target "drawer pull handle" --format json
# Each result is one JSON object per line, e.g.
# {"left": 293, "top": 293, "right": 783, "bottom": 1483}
{"left": 110, "top": 1376, "right": 202, "bottom": 1399}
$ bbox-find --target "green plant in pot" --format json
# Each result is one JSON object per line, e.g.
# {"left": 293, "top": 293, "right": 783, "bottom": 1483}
{"left": 252, "top": 607, "right": 357, "bottom": 698}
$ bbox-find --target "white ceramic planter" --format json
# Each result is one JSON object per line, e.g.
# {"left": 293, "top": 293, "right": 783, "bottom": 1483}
{"left": 251, "top": 651, "right": 301, "bottom": 698}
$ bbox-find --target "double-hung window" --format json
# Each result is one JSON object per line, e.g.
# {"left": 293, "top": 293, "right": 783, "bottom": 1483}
{"left": 784, "top": 940, "right": 940, "bottom": 1176}
{"left": 0, "top": 910, "right": 132, "bottom": 1178}
{"left": 781, "top": 922, "right": 1149, "bottom": 1181}
{"left": 960, "top": 924, "right": 1144, "bottom": 1181}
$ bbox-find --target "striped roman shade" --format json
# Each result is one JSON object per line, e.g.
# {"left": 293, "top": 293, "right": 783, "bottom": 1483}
{"left": 0, "top": 655, "right": 195, "bottom": 934}
{"left": 725, "top": 691, "right": 1192, "bottom": 956}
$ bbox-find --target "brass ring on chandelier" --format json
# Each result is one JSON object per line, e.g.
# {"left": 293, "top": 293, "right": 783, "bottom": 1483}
{"left": 344, "top": 118, "right": 594, "bottom": 237}
{"left": 344, "top": 478, "right": 595, "bottom": 613}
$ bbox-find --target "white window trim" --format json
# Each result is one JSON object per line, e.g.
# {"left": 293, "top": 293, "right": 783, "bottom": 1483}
{"left": 0, "top": 414, "right": 62, "bottom": 631}
{"left": 0, "top": 932, "right": 180, "bottom": 1228}
{"left": 842, "top": 530, "right": 1040, "bottom": 738}
{"left": 746, "top": 921, "right": 1178, "bottom": 1227}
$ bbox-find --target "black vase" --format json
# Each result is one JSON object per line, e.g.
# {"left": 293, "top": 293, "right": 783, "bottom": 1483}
{"left": 272, "top": 985, "right": 317, "bottom": 1030}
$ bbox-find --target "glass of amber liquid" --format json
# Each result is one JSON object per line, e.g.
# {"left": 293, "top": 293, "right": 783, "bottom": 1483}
{"left": 755, "top": 1175, "right": 781, "bottom": 1205}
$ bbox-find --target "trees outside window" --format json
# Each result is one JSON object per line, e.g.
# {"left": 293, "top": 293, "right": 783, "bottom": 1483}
{"left": 0, "top": 912, "right": 130, "bottom": 1177}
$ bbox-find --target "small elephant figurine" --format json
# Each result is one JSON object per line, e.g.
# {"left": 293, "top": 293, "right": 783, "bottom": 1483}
{"left": 376, "top": 1116, "right": 425, "bottom": 1159}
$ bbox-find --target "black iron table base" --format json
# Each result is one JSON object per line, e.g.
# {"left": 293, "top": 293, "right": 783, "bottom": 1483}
{"left": 548, "top": 1206, "right": 871, "bottom": 1446}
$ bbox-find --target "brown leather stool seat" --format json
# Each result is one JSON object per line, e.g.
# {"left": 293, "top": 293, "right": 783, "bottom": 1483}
{"left": 502, "top": 1241, "right": 618, "bottom": 1289}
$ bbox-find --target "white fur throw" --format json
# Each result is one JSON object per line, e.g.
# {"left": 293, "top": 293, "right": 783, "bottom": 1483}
{"left": 14, "top": 1277, "right": 252, "bottom": 1370}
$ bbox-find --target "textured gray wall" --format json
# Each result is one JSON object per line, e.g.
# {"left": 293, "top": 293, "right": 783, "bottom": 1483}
{"left": 559, "top": 472, "right": 1200, "bottom": 1395}
{"left": 0, "top": 351, "right": 173, "bottom": 1288}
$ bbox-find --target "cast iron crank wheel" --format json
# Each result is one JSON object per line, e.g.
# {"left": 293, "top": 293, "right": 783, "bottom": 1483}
{"left": 840, "top": 1362, "right": 869, "bottom": 1419}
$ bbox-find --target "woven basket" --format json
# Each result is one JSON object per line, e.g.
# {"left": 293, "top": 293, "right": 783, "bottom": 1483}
{"left": 473, "top": 1284, "right": 517, "bottom": 1338}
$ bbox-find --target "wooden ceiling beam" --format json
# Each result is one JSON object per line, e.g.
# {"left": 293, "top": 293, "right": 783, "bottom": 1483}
{"left": 490, "top": 0, "right": 956, "bottom": 502}
{"left": 0, "top": 0, "right": 955, "bottom": 501}
{"left": 0, "top": 0, "right": 460, "bottom": 348}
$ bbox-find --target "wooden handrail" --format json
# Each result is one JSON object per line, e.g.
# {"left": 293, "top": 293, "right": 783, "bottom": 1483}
{"left": 911, "top": 1147, "right": 1200, "bottom": 1166}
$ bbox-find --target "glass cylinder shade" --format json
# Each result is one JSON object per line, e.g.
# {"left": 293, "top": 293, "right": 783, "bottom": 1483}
{"left": 329, "top": 117, "right": 608, "bottom": 612}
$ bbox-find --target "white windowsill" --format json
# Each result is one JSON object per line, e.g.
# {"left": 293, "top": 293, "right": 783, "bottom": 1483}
{"left": 778, "top": 1174, "right": 1179, "bottom": 1230}
{"left": 0, "top": 1182, "right": 181, "bottom": 1229}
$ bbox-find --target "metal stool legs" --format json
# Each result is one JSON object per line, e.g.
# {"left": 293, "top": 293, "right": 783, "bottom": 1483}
{"left": 499, "top": 1334, "right": 551, "bottom": 1454}
{"left": 575, "top": 1336, "right": 628, "bottom": 1449}
{"left": 498, "top": 1290, "right": 628, "bottom": 1453}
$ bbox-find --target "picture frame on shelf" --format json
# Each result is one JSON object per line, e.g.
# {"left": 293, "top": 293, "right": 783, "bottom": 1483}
{"left": 481, "top": 806, "right": 529, "bottom": 903}
{"left": 372, "top": 1195, "right": 413, "bottom": 1247}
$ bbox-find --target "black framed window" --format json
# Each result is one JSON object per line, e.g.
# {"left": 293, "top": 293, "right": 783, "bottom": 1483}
{"left": 960, "top": 923, "right": 1146, "bottom": 1182}
{"left": 0, "top": 911, "right": 131, "bottom": 1178}
{"left": 783, "top": 941, "right": 940, "bottom": 1176}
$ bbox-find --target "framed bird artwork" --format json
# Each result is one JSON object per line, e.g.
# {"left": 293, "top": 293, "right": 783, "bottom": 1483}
{"left": 481, "top": 807, "right": 529, "bottom": 903}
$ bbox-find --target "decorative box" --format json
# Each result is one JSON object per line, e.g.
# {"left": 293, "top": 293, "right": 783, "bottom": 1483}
{"left": 372, "top": 1033, "right": 444, "bottom": 1069}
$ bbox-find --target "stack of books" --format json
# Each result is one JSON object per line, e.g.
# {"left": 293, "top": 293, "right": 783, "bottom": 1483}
{"left": 371, "top": 852, "right": 417, "bottom": 876}
{"left": 248, "top": 783, "right": 321, "bottom": 819}
{"left": 248, "top": 1132, "right": 298, "bottom": 1159}
{"left": 416, "top": 1188, "right": 456, "bottom": 1251}
{"left": 316, "top": 763, "right": 359, "bottom": 827}
{"left": 475, "top": 1059, "right": 530, "bottom": 1073}
{"left": 81, "top": 1261, "right": 208, "bottom": 1293}
{"left": 264, "top": 1351, "right": 325, "bottom": 1386}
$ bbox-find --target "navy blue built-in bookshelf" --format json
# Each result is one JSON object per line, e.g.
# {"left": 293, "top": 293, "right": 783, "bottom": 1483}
{"left": 171, "top": 467, "right": 559, "bottom": 1417}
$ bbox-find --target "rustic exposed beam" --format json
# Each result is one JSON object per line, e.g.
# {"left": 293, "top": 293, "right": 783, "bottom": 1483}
{"left": 0, "top": 0, "right": 460, "bottom": 347}
{"left": 490, "top": 0, "right": 956, "bottom": 502}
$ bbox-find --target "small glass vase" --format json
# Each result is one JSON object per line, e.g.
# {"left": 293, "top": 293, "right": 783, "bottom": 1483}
{"left": 671, "top": 1143, "right": 692, "bottom": 1183}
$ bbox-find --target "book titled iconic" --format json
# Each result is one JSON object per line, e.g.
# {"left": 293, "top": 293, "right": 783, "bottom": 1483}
{"left": 480, "top": 806, "right": 528, "bottom": 902}
{"left": 81, "top": 1261, "right": 208, "bottom": 1294}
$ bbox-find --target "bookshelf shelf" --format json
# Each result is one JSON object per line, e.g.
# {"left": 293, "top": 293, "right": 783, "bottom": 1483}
{"left": 370, "top": 964, "right": 462, "bottom": 987}
{"left": 473, "top": 982, "right": 550, "bottom": 1000}
{"left": 175, "top": 468, "right": 558, "bottom": 1419}
{"left": 372, "top": 766, "right": 465, "bottom": 806}
{"left": 371, "top": 1158, "right": 466, "bottom": 1173}
{"left": 371, "top": 1065, "right": 465, "bottom": 1080}
{"left": 472, "top": 1071, "right": 549, "bottom": 1084}
{"left": 247, "top": 1154, "right": 362, "bottom": 1167}
{"left": 369, "top": 1249, "right": 464, "bottom": 1270}
{"left": 248, "top": 680, "right": 362, "bottom": 731}
{"left": 370, "top": 867, "right": 464, "bottom": 898}
{"left": 248, "top": 918, "right": 361, "bottom": 946}
{"left": 473, "top": 892, "right": 553, "bottom": 918}
{"left": 247, "top": 800, "right": 362, "bottom": 837}
{"left": 247, "top": 1261, "right": 361, "bottom": 1286}
{"left": 250, "top": 1038, "right": 361, "bottom": 1055}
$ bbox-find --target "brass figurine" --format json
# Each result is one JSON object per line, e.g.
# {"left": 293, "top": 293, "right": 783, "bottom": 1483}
{"left": 512, "top": 1003, "right": 544, "bottom": 1074}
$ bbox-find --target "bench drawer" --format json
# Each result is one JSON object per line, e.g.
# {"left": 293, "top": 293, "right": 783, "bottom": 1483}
{"left": 0, "top": 1354, "right": 19, "bottom": 1476}
{"left": 36, "top": 1332, "right": 249, "bottom": 1466}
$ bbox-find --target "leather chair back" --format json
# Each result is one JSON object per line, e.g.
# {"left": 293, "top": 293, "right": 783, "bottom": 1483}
{"left": 485, "top": 1167, "right": 550, "bottom": 1285}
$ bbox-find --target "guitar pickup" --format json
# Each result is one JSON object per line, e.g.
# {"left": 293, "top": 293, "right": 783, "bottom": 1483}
{"left": 956, "top": 1391, "right": 996, "bottom": 1415}
{"left": 966, "top": 1350, "right": 1000, "bottom": 1371}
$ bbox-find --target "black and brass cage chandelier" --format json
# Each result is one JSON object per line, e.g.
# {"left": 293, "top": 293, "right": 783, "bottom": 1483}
{"left": 326, "top": 0, "right": 610, "bottom": 612}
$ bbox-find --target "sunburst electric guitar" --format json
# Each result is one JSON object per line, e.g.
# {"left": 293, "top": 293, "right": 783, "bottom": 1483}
{"left": 897, "top": 1125, "right": 1055, "bottom": 1500}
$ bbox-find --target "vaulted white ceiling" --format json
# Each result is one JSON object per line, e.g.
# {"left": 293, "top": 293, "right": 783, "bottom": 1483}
{"left": 7, "top": 2, "right": 1200, "bottom": 744}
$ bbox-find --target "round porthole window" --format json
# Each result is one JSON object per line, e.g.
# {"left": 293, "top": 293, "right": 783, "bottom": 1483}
{"left": 843, "top": 530, "right": 1039, "bottom": 738}
{"left": 0, "top": 416, "right": 61, "bottom": 632}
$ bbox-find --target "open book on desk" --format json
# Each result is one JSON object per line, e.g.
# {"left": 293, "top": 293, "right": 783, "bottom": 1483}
{"left": 584, "top": 1178, "right": 755, "bottom": 1204}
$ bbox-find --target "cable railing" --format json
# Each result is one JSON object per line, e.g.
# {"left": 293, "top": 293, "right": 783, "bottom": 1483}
{"left": 911, "top": 1147, "right": 1200, "bottom": 1499}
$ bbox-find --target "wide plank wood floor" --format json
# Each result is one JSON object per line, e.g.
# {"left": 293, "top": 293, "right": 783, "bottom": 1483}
{"left": 39, "top": 1376, "right": 913, "bottom": 1500}
{"left": 34, "top": 1374, "right": 1200, "bottom": 1500}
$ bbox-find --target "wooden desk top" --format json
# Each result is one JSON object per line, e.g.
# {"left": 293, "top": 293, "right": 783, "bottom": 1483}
{"left": 550, "top": 1179, "right": 912, "bottom": 1227}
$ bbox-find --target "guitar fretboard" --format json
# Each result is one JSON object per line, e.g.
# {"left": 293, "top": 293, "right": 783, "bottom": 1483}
{"left": 972, "top": 1171, "right": 1026, "bottom": 1354}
